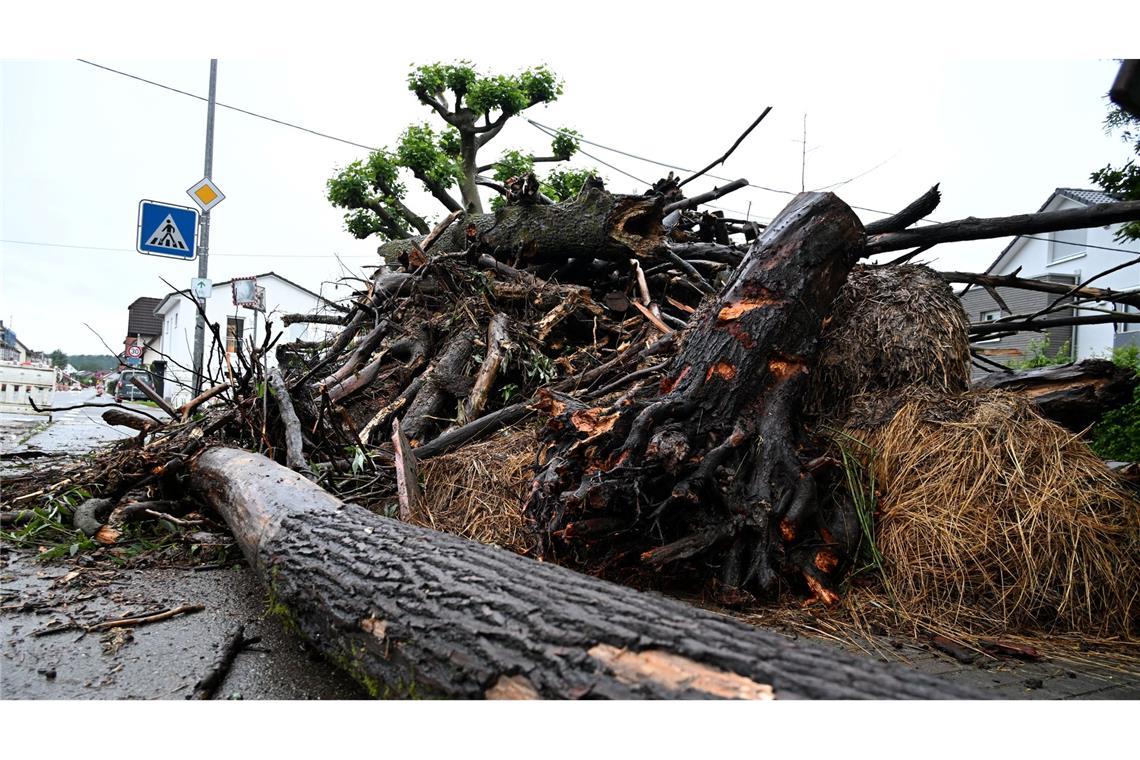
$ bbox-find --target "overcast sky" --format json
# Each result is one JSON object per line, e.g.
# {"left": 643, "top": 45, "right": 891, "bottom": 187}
{"left": 2, "top": 2, "right": 1138, "bottom": 355}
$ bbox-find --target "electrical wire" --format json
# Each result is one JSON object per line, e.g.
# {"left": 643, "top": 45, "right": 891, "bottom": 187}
{"left": 72, "top": 61, "right": 1138, "bottom": 257}
{"left": 0, "top": 238, "right": 372, "bottom": 259}
{"left": 76, "top": 59, "right": 380, "bottom": 153}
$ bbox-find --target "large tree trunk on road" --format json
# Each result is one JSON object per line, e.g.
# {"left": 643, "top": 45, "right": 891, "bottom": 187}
{"left": 190, "top": 446, "right": 979, "bottom": 700}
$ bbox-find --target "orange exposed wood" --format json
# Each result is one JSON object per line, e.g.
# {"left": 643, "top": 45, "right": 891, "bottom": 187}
{"left": 717, "top": 295, "right": 783, "bottom": 323}
{"left": 805, "top": 575, "right": 840, "bottom": 606}
{"left": 814, "top": 549, "right": 839, "bottom": 574}
{"left": 706, "top": 362, "right": 737, "bottom": 382}
{"left": 767, "top": 357, "right": 805, "bottom": 381}
{"left": 485, "top": 674, "right": 542, "bottom": 700}
{"left": 588, "top": 644, "right": 775, "bottom": 700}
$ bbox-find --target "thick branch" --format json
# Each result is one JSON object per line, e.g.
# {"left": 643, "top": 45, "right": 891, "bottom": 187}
{"left": 268, "top": 368, "right": 306, "bottom": 471}
{"left": 415, "top": 90, "right": 461, "bottom": 127}
{"left": 970, "top": 311, "right": 1140, "bottom": 336}
{"left": 865, "top": 200, "right": 1140, "bottom": 254}
{"left": 863, "top": 184, "right": 941, "bottom": 234}
{"left": 281, "top": 313, "right": 348, "bottom": 327}
{"left": 463, "top": 313, "right": 510, "bottom": 424}
{"left": 662, "top": 178, "right": 749, "bottom": 214}
{"left": 941, "top": 271, "right": 1140, "bottom": 308}
{"left": 410, "top": 170, "right": 464, "bottom": 214}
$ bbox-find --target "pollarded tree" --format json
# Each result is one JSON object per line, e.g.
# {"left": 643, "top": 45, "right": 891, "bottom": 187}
{"left": 328, "top": 61, "right": 594, "bottom": 241}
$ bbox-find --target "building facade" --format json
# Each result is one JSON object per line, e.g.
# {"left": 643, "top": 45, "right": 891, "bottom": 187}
{"left": 960, "top": 188, "right": 1138, "bottom": 379}
{"left": 152, "top": 272, "right": 340, "bottom": 405}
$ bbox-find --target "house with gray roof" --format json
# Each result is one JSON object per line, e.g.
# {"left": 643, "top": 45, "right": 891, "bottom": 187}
{"left": 961, "top": 188, "right": 1138, "bottom": 379}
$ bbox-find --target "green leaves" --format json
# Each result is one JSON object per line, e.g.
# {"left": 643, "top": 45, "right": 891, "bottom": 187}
{"left": 1091, "top": 105, "right": 1140, "bottom": 241}
{"left": 410, "top": 61, "right": 563, "bottom": 117}
{"left": 542, "top": 168, "right": 595, "bottom": 201}
{"left": 492, "top": 149, "right": 535, "bottom": 183}
{"left": 327, "top": 151, "right": 414, "bottom": 241}
{"left": 397, "top": 124, "right": 463, "bottom": 188}
{"left": 1090, "top": 346, "right": 1140, "bottom": 461}
{"left": 408, "top": 62, "right": 477, "bottom": 103}
{"left": 550, "top": 128, "right": 580, "bottom": 160}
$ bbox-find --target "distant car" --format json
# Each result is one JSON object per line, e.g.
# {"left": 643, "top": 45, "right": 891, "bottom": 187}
{"left": 115, "top": 369, "right": 153, "bottom": 402}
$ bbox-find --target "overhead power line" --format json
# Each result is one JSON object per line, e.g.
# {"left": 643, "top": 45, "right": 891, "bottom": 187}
{"left": 76, "top": 59, "right": 380, "bottom": 153}
{"left": 528, "top": 118, "right": 923, "bottom": 222}
{"left": 0, "top": 238, "right": 372, "bottom": 259}
{"left": 73, "top": 60, "right": 1134, "bottom": 256}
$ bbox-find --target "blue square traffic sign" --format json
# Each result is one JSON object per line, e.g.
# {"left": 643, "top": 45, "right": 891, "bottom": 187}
{"left": 137, "top": 200, "right": 199, "bottom": 260}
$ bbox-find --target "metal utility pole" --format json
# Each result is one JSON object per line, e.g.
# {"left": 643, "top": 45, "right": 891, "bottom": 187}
{"left": 191, "top": 59, "right": 218, "bottom": 395}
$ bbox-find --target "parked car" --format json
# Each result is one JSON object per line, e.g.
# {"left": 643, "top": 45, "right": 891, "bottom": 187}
{"left": 114, "top": 369, "right": 154, "bottom": 402}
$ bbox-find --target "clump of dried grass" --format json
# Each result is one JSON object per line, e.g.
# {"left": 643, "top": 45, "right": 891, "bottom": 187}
{"left": 411, "top": 425, "right": 538, "bottom": 554}
{"left": 806, "top": 264, "right": 970, "bottom": 421}
{"left": 844, "top": 389, "right": 1139, "bottom": 637}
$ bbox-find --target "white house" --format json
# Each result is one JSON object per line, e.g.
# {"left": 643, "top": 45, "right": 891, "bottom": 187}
{"left": 960, "top": 188, "right": 1138, "bottom": 373}
{"left": 153, "top": 272, "right": 341, "bottom": 405}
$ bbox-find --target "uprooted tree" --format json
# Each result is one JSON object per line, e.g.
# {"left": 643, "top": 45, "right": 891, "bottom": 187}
{"left": 7, "top": 72, "right": 1140, "bottom": 697}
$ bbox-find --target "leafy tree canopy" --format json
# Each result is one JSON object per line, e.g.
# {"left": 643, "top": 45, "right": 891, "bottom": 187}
{"left": 328, "top": 62, "right": 597, "bottom": 241}
{"left": 1091, "top": 104, "right": 1140, "bottom": 241}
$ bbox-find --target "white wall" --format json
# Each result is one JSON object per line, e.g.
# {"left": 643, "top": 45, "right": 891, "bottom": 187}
{"left": 992, "top": 196, "right": 1139, "bottom": 361}
{"left": 156, "top": 276, "right": 337, "bottom": 404}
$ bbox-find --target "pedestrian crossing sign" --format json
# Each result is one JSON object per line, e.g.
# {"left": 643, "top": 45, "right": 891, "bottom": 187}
{"left": 137, "top": 200, "right": 198, "bottom": 260}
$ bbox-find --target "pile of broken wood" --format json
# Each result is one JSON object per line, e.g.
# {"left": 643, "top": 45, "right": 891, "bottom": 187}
{"left": 5, "top": 173, "right": 1140, "bottom": 699}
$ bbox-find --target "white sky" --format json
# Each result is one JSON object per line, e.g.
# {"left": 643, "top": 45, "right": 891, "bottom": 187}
{"left": 2, "top": 1, "right": 1139, "bottom": 355}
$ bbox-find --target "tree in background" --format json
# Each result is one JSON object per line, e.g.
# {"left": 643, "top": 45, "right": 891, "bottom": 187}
{"left": 49, "top": 349, "right": 67, "bottom": 368}
{"left": 327, "top": 62, "right": 596, "bottom": 241}
{"left": 1091, "top": 104, "right": 1140, "bottom": 241}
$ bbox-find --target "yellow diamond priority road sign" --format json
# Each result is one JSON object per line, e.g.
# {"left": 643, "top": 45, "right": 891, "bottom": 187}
{"left": 186, "top": 177, "right": 225, "bottom": 212}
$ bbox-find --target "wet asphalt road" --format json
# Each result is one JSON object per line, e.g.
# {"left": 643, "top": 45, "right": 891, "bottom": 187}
{"left": 7, "top": 389, "right": 158, "bottom": 454}
{"left": 1, "top": 388, "right": 365, "bottom": 699}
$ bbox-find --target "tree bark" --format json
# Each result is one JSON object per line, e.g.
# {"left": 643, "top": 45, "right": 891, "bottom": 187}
{"left": 973, "top": 358, "right": 1137, "bottom": 433}
{"left": 189, "top": 446, "right": 979, "bottom": 699}
{"left": 268, "top": 368, "right": 306, "bottom": 471}
{"left": 462, "top": 313, "right": 510, "bottom": 423}
{"left": 400, "top": 329, "right": 476, "bottom": 444}
{"left": 528, "top": 192, "right": 866, "bottom": 600}
{"left": 476, "top": 187, "right": 666, "bottom": 265}
{"left": 863, "top": 185, "right": 941, "bottom": 235}
{"left": 865, "top": 199, "right": 1140, "bottom": 254}
{"left": 941, "top": 271, "right": 1140, "bottom": 309}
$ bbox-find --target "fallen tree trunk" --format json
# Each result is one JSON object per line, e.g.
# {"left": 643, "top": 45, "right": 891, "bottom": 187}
{"left": 189, "top": 446, "right": 979, "bottom": 700}
{"left": 973, "top": 358, "right": 1137, "bottom": 432}
{"left": 529, "top": 191, "right": 865, "bottom": 599}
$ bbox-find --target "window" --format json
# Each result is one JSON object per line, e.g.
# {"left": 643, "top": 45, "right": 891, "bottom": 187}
{"left": 976, "top": 309, "right": 1003, "bottom": 344}
{"left": 1118, "top": 304, "right": 1140, "bottom": 334}
{"left": 226, "top": 317, "right": 244, "bottom": 354}
{"left": 1049, "top": 227, "right": 1086, "bottom": 263}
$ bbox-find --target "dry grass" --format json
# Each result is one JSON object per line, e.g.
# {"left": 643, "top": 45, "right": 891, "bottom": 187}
{"left": 723, "top": 591, "right": 1140, "bottom": 670}
{"left": 843, "top": 389, "right": 1139, "bottom": 638}
{"left": 806, "top": 264, "right": 971, "bottom": 422}
{"left": 411, "top": 425, "right": 538, "bottom": 554}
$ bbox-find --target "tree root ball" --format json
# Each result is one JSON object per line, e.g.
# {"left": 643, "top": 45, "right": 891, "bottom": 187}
{"left": 805, "top": 264, "right": 970, "bottom": 423}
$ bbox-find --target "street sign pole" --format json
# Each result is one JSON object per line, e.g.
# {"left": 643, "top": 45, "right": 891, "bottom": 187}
{"left": 191, "top": 59, "right": 218, "bottom": 395}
